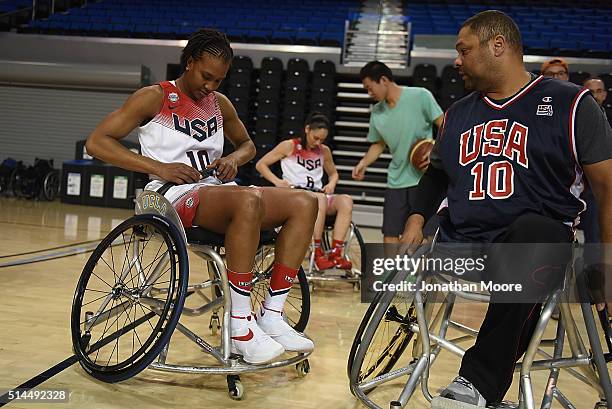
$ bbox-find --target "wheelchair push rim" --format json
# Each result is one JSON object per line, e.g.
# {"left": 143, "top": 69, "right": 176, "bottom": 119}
{"left": 70, "top": 214, "right": 189, "bottom": 382}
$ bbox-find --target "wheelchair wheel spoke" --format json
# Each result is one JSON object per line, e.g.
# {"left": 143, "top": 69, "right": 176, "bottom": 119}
{"left": 90, "top": 270, "right": 115, "bottom": 290}
{"left": 136, "top": 239, "right": 167, "bottom": 285}
{"left": 81, "top": 292, "right": 112, "bottom": 307}
{"left": 285, "top": 298, "right": 301, "bottom": 313}
{"left": 99, "top": 251, "right": 120, "bottom": 285}
{"left": 135, "top": 302, "right": 159, "bottom": 332}
{"left": 119, "top": 231, "right": 135, "bottom": 285}
{"left": 93, "top": 298, "right": 117, "bottom": 364}
{"left": 84, "top": 288, "right": 113, "bottom": 295}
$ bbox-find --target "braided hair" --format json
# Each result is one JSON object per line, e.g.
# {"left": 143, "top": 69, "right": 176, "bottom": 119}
{"left": 301, "top": 112, "right": 330, "bottom": 149}
{"left": 180, "top": 28, "right": 234, "bottom": 70}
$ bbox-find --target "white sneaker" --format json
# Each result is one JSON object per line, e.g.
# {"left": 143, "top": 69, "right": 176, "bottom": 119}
{"left": 256, "top": 304, "right": 315, "bottom": 353}
{"left": 230, "top": 314, "right": 285, "bottom": 364}
{"left": 433, "top": 376, "right": 487, "bottom": 408}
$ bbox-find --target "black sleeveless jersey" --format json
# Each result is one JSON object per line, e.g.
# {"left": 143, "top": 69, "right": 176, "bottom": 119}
{"left": 436, "top": 75, "right": 590, "bottom": 242}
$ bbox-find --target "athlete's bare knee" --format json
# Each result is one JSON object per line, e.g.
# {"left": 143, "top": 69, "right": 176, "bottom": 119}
{"left": 235, "top": 188, "right": 265, "bottom": 223}
{"left": 338, "top": 194, "right": 353, "bottom": 210}
{"left": 292, "top": 191, "right": 318, "bottom": 221}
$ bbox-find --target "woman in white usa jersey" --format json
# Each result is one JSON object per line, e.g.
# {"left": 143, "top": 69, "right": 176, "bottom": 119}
{"left": 256, "top": 113, "right": 354, "bottom": 271}
{"left": 85, "top": 29, "right": 316, "bottom": 365}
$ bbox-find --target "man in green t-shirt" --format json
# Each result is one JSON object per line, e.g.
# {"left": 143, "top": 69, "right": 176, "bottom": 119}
{"left": 352, "top": 61, "right": 444, "bottom": 243}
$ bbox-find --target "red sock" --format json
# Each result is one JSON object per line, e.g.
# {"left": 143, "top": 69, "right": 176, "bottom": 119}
{"left": 264, "top": 262, "right": 298, "bottom": 311}
{"left": 331, "top": 240, "right": 345, "bottom": 255}
{"left": 314, "top": 239, "right": 324, "bottom": 257}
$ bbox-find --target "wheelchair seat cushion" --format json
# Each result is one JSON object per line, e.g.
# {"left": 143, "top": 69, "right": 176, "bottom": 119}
{"left": 185, "top": 227, "right": 277, "bottom": 246}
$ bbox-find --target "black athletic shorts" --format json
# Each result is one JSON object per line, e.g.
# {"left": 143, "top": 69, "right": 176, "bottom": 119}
{"left": 383, "top": 186, "right": 439, "bottom": 237}
{"left": 382, "top": 187, "right": 417, "bottom": 236}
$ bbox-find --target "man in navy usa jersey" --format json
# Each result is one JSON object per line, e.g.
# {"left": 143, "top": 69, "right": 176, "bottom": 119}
{"left": 402, "top": 10, "right": 612, "bottom": 407}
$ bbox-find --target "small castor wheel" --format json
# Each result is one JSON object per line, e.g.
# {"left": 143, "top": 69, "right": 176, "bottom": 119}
{"left": 594, "top": 401, "right": 608, "bottom": 409}
{"left": 390, "top": 401, "right": 402, "bottom": 408}
{"left": 227, "top": 375, "right": 244, "bottom": 400}
{"left": 296, "top": 359, "right": 310, "bottom": 377}
{"left": 209, "top": 314, "right": 220, "bottom": 336}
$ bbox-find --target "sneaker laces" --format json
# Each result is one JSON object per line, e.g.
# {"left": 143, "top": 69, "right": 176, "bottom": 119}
{"left": 454, "top": 376, "right": 475, "bottom": 390}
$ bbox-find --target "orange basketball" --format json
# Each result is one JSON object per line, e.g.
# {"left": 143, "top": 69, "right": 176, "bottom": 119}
{"left": 409, "top": 139, "right": 434, "bottom": 172}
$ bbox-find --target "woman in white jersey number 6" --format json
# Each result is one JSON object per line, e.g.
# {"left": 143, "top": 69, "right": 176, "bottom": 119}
{"left": 85, "top": 29, "right": 316, "bottom": 365}
{"left": 256, "top": 113, "right": 355, "bottom": 271}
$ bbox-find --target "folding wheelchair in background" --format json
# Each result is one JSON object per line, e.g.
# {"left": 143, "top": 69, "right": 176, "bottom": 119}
{"left": 304, "top": 214, "right": 366, "bottom": 292}
{"left": 348, "top": 241, "right": 612, "bottom": 409}
{"left": 70, "top": 188, "right": 312, "bottom": 400}
{"left": 5, "top": 158, "right": 60, "bottom": 200}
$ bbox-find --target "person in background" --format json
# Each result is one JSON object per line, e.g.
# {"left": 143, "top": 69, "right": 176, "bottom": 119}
{"left": 256, "top": 113, "right": 354, "bottom": 271}
{"left": 584, "top": 77, "right": 608, "bottom": 115}
{"left": 352, "top": 61, "right": 443, "bottom": 243}
{"left": 540, "top": 57, "right": 569, "bottom": 81}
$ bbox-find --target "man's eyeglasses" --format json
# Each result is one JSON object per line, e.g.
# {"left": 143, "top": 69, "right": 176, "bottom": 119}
{"left": 543, "top": 70, "right": 568, "bottom": 78}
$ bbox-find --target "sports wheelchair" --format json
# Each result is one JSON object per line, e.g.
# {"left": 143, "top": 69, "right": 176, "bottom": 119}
{"left": 293, "top": 187, "right": 366, "bottom": 292}
{"left": 348, "top": 240, "right": 612, "bottom": 409}
{"left": 0, "top": 158, "right": 20, "bottom": 195}
{"left": 11, "top": 158, "right": 60, "bottom": 200}
{"left": 304, "top": 214, "right": 365, "bottom": 292}
{"left": 70, "top": 183, "right": 312, "bottom": 400}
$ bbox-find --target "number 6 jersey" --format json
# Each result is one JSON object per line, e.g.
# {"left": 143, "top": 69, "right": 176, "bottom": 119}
{"left": 281, "top": 138, "right": 324, "bottom": 190}
{"left": 138, "top": 80, "right": 224, "bottom": 183}
{"left": 435, "top": 75, "right": 588, "bottom": 242}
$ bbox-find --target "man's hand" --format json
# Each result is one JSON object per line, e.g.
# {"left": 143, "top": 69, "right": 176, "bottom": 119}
{"left": 596, "top": 303, "right": 612, "bottom": 315}
{"left": 352, "top": 162, "right": 366, "bottom": 180}
{"left": 208, "top": 156, "right": 238, "bottom": 182}
{"left": 586, "top": 263, "right": 612, "bottom": 314}
{"left": 416, "top": 150, "right": 432, "bottom": 172}
{"left": 400, "top": 214, "right": 425, "bottom": 254}
{"left": 156, "top": 162, "right": 201, "bottom": 184}
{"left": 322, "top": 183, "right": 335, "bottom": 194}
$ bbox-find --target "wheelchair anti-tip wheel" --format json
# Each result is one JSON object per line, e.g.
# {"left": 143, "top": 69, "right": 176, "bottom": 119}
{"left": 250, "top": 245, "right": 311, "bottom": 332}
{"left": 71, "top": 214, "right": 189, "bottom": 383}
{"left": 349, "top": 269, "right": 418, "bottom": 396}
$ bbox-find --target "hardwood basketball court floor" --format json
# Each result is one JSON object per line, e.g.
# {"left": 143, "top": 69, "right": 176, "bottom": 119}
{"left": 0, "top": 198, "right": 606, "bottom": 408}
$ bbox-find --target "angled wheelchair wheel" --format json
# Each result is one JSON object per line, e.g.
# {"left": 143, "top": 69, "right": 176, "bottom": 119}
{"left": 347, "top": 222, "right": 365, "bottom": 280}
{"left": 347, "top": 287, "right": 385, "bottom": 380}
{"left": 71, "top": 214, "right": 189, "bottom": 383}
{"left": 250, "top": 245, "right": 311, "bottom": 332}
{"left": 349, "top": 268, "right": 418, "bottom": 395}
{"left": 42, "top": 170, "right": 60, "bottom": 201}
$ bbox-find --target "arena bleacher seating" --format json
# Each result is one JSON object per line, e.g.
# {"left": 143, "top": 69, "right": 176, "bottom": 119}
{"left": 405, "top": 0, "right": 612, "bottom": 56}
{"left": 18, "top": 0, "right": 353, "bottom": 47}
{"left": 7, "top": 0, "right": 611, "bottom": 58}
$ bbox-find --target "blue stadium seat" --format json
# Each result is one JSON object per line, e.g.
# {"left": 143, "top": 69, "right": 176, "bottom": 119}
{"left": 17, "top": 0, "right": 612, "bottom": 53}
{"left": 525, "top": 38, "right": 551, "bottom": 49}
{"left": 551, "top": 39, "right": 578, "bottom": 50}
{"left": 295, "top": 31, "right": 318, "bottom": 45}
{"left": 112, "top": 23, "right": 130, "bottom": 32}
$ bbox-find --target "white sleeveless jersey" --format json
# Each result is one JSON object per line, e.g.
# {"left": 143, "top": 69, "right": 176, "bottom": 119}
{"left": 139, "top": 80, "right": 224, "bottom": 183}
{"left": 280, "top": 138, "right": 324, "bottom": 190}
